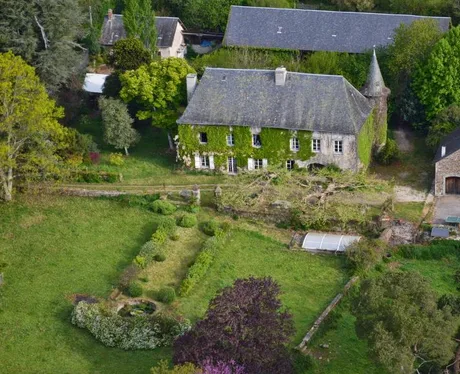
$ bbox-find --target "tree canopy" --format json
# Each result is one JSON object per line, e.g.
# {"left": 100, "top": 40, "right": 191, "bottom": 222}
{"left": 0, "top": 52, "right": 67, "bottom": 201}
{"left": 173, "top": 277, "right": 295, "bottom": 374}
{"left": 110, "top": 38, "right": 152, "bottom": 71}
{"left": 0, "top": 0, "right": 86, "bottom": 92}
{"left": 123, "top": 0, "right": 157, "bottom": 53}
{"left": 351, "top": 271, "right": 456, "bottom": 373}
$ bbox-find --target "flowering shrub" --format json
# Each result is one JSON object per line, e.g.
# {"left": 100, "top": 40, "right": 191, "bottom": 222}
{"left": 89, "top": 152, "right": 101, "bottom": 164}
{"left": 71, "top": 301, "right": 190, "bottom": 350}
{"left": 109, "top": 152, "right": 125, "bottom": 166}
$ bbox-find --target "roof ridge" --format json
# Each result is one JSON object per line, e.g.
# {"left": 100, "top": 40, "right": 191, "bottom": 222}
{"left": 204, "top": 67, "right": 345, "bottom": 79}
{"left": 229, "top": 5, "right": 451, "bottom": 19}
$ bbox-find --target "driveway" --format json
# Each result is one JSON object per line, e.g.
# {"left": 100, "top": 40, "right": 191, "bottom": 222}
{"left": 433, "top": 195, "right": 460, "bottom": 224}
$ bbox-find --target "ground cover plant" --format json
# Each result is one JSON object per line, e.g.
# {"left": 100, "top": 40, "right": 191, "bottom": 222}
{"left": 0, "top": 195, "right": 170, "bottom": 373}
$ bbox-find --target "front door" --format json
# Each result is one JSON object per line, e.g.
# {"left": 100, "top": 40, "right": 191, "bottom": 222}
{"left": 228, "top": 157, "right": 237, "bottom": 174}
{"left": 445, "top": 177, "right": 460, "bottom": 194}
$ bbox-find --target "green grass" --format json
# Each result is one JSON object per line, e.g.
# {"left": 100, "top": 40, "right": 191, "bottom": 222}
{"left": 393, "top": 202, "right": 425, "bottom": 223}
{"left": 176, "top": 229, "right": 348, "bottom": 344}
{"left": 72, "top": 115, "right": 223, "bottom": 186}
{"left": 0, "top": 196, "right": 169, "bottom": 374}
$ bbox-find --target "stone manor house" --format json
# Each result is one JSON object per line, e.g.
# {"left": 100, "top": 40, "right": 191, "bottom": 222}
{"left": 176, "top": 51, "right": 389, "bottom": 173}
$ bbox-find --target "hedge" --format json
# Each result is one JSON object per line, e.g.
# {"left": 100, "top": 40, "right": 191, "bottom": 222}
{"left": 71, "top": 170, "right": 119, "bottom": 183}
{"left": 177, "top": 214, "right": 197, "bottom": 228}
{"left": 397, "top": 240, "right": 460, "bottom": 260}
{"left": 150, "top": 200, "right": 177, "bottom": 215}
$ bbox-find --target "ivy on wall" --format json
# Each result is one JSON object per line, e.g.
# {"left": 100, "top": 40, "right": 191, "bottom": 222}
{"left": 177, "top": 124, "right": 313, "bottom": 169}
{"left": 357, "top": 111, "right": 375, "bottom": 168}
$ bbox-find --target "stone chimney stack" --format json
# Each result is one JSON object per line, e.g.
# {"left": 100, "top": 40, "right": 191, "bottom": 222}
{"left": 108, "top": 9, "right": 113, "bottom": 21}
{"left": 275, "top": 67, "right": 287, "bottom": 86}
{"left": 186, "top": 73, "right": 197, "bottom": 102}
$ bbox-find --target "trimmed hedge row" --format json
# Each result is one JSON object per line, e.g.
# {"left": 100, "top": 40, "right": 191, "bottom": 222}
{"left": 71, "top": 170, "right": 119, "bottom": 183}
{"left": 179, "top": 233, "right": 228, "bottom": 296}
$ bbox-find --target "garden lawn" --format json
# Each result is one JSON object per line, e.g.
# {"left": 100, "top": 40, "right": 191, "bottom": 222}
{"left": 177, "top": 229, "right": 349, "bottom": 344}
{"left": 0, "top": 196, "right": 168, "bottom": 374}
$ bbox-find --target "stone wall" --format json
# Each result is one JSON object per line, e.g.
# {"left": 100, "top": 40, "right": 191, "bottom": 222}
{"left": 435, "top": 150, "right": 460, "bottom": 196}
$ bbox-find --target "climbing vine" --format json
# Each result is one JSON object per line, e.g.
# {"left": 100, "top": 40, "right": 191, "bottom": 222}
{"left": 177, "top": 125, "right": 313, "bottom": 169}
{"left": 357, "top": 111, "right": 375, "bottom": 169}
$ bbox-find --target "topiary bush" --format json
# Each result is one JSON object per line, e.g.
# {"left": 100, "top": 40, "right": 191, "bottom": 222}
{"left": 157, "top": 217, "right": 177, "bottom": 235}
{"left": 150, "top": 200, "right": 177, "bottom": 215}
{"left": 71, "top": 301, "right": 190, "bottom": 349}
{"left": 202, "top": 220, "right": 220, "bottom": 236}
{"left": 157, "top": 287, "right": 176, "bottom": 304}
{"left": 133, "top": 255, "right": 147, "bottom": 269}
{"left": 177, "top": 214, "right": 197, "bottom": 228}
{"left": 138, "top": 240, "right": 158, "bottom": 262}
{"left": 128, "top": 281, "right": 143, "bottom": 297}
{"left": 152, "top": 228, "right": 168, "bottom": 246}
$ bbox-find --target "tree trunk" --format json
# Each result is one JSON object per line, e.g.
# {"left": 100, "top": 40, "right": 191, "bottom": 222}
{"left": 124, "top": 146, "right": 129, "bottom": 156}
{"left": 2, "top": 167, "right": 13, "bottom": 202}
{"left": 167, "top": 132, "right": 175, "bottom": 150}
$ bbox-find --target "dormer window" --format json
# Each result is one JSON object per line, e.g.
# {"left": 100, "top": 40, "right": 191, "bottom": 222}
{"left": 199, "top": 132, "right": 208, "bottom": 144}
{"left": 252, "top": 134, "right": 262, "bottom": 148}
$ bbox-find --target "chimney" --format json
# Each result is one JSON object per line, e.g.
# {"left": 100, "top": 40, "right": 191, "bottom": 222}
{"left": 186, "top": 73, "right": 197, "bottom": 102}
{"left": 108, "top": 9, "right": 113, "bottom": 21}
{"left": 441, "top": 146, "right": 446, "bottom": 157}
{"left": 275, "top": 67, "right": 287, "bottom": 86}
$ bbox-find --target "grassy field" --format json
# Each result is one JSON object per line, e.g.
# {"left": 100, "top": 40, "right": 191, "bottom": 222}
{"left": 72, "top": 114, "right": 223, "bottom": 186}
{"left": 0, "top": 196, "right": 169, "bottom": 374}
{"left": 393, "top": 202, "right": 425, "bottom": 223}
{"left": 176, "top": 229, "right": 349, "bottom": 344}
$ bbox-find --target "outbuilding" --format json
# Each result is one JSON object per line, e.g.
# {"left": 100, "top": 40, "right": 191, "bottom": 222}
{"left": 434, "top": 128, "right": 460, "bottom": 196}
{"left": 301, "top": 233, "right": 361, "bottom": 254}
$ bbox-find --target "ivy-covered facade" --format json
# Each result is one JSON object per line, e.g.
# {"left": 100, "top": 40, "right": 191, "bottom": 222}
{"left": 177, "top": 54, "right": 388, "bottom": 173}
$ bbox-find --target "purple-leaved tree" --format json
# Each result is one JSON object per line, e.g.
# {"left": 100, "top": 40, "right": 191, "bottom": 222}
{"left": 173, "top": 277, "right": 295, "bottom": 374}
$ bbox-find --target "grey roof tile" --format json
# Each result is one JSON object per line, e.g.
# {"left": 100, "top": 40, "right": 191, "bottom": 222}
{"left": 435, "top": 127, "right": 460, "bottom": 163}
{"left": 100, "top": 14, "right": 126, "bottom": 46}
{"left": 361, "top": 50, "right": 386, "bottom": 97}
{"left": 177, "top": 68, "right": 373, "bottom": 134}
{"left": 224, "top": 6, "right": 451, "bottom": 53}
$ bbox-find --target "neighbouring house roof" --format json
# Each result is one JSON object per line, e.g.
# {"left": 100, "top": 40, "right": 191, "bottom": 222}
{"left": 83, "top": 73, "right": 109, "bottom": 94}
{"left": 177, "top": 67, "right": 373, "bottom": 135}
{"left": 434, "top": 127, "right": 460, "bottom": 163}
{"left": 223, "top": 6, "right": 451, "bottom": 53}
{"left": 100, "top": 15, "right": 184, "bottom": 47}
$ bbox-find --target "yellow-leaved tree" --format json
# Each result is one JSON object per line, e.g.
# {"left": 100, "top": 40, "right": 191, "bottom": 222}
{"left": 0, "top": 51, "right": 66, "bottom": 201}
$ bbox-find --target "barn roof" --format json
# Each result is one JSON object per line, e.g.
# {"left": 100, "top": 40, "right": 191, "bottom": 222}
{"left": 177, "top": 67, "right": 373, "bottom": 135}
{"left": 435, "top": 127, "right": 460, "bottom": 163}
{"left": 224, "top": 6, "right": 451, "bottom": 53}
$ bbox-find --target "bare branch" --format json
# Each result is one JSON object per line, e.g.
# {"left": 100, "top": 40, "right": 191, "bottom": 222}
{"left": 34, "top": 15, "right": 49, "bottom": 49}
{"left": 67, "top": 41, "right": 88, "bottom": 51}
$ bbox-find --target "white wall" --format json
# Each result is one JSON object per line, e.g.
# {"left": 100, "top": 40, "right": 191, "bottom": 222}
{"left": 158, "top": 22, "right": 186, "bottom": 59}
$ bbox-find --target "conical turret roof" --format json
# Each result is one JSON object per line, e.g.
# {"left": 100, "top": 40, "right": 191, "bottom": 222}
{"left": 361, "top": 49, "right": 386, "bottom": 98}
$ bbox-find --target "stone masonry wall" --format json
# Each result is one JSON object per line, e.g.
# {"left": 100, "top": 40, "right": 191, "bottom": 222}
{"left": 435, "top": 150, "right": 460, "bottom": 196}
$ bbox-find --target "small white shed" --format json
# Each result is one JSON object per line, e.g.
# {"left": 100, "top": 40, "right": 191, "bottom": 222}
{"left": 302, "top": 233, "right": 361, "bottom": 254}
{"left": 83, "top": 73, "right": 109, "bottom": 94}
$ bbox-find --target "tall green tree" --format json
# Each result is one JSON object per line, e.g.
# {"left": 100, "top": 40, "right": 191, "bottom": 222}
{"left": 98, "top": 97, "right": 140, "bottom": 155}
{"left": 426, "top": 105, "right": 460, "bottom": 148}
{"left": 0, "top": 0, "right": 86, "bottom": 92}
{"left": 390, "top": 0, "right": 451, "bottom": 15}
{"left": 331, "top": 0, "right": 375, "bottom": 11}
{"left": 110, "top": 38, "right": 152, "bottom": 71}
{"left": 0, "top": 52, "right": 66, "bottom": 202}
{"left": 120, "top": 58, "right": 195, "bottom": 149}
{"left": 352, "top": 271, "right": 456, "bottom": 373}
{"left": 123, "top": 0, "right": 157, "bottom": 53}
{"left": 414, "top": 26, "right": 460, "bottom": 120}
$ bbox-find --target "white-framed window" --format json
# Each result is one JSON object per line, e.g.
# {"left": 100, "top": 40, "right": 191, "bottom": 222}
{"left": 199, "top": 132, "right": 208, "bottom": 144}
{"left": 334, "top": 140, "right": 343, "bottom": 154}
{"left": 254, "top": 158, "right": 264, "bottom": 169}
{"left": 228, "top": 157, "right": 237, "bottom": 174}
{"left": 201, "top": 156, "right": 210, "bottom": 168}
{"left": 227, "top": 133, "right": 235, "bottom": 146}
{"left": 290, "top": 137, "right": 300, "bottom": 152}
{"left": 252, "top": 134, "right": 262, "bottom": 148}
{"left": 286, "top": 160, "right": 295, "bottom": 170}
{"left": 312, "top": 138, "right": 321, "bottom": 153}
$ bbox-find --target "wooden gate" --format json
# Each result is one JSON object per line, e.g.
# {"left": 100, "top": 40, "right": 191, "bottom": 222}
{"left": 445, "top": 177, "right": 460, "bottom": 194}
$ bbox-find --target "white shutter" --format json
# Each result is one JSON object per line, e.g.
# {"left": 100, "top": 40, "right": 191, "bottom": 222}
{"left": 194, "top": 155, "right": 201, "bottom": 169}
{"left": 209, "top": 155, "right": 215, "bottom": 170}
{"left": 247, "top": 158, "right": 254, "bottom": 171}
{"left": 289, "top": 138, "right": 293, "bottom": 151}
{"left": 262, "top": 159, "right": 268, "bottom": 169}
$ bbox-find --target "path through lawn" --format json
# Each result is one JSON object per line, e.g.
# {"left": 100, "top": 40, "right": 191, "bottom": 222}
{"left": 0, "top": 196, "right": 168, "bottom": 374}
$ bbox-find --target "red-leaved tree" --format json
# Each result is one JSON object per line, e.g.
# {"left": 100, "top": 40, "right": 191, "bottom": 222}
{"left": 173, "top": 277, "right": 295, "bottom": 374}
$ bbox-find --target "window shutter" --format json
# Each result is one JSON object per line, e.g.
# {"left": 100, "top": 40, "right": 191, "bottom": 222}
{"left": 194, "top": 155, "right": 201, "bottom": 169}
{"left": 289, "top": 138, "right": 293, "bottom": 150}
{"left": 209, "top": 155, "right": 215, "bottom": 170}
{"left": 262, "top": 159, "right": 268, "bottom": 169}
{"left": 247, "top": 158, "right": 254, "bottom": 171}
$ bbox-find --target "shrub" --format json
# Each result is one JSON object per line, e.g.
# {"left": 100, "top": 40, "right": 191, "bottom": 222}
{"left": 133, "top": 255, "right": 147, "bottom": 268}
{"left": 113, "top": 194, "right": 160, "bottom": 209}
{"left": 157, "top": 217, "right": 177, "bottom": 235}
{"left": 128, "top": 281, "right": 143, "bottom": 297}
{"left": 89, "top": 152, "right": 101, "bottom": 164}
{"left": 397, "top": 240, "right": 460, "bottom": 260}
{"left": 73, "top": 170, "right": 119, "bottom": 183}
{"left": 187, "top": 204, "right": 200, "bottom": 214}
{"left": 177, "top": 214, "right": 197, "bottom": 228}
{"left": 138, "top": 240, "right": 158, "bottom": 262}
{"left": 119, "top": 265, "right": 139, "bottom": 291}
{"left": 376, "top": 138, "right": 400, "bottom": 165}
{"left": 170, "top": 233, "right": 180, "bottom": 241}
{"left": 346, "top": 239, "right": 384, "bottom": 274}
{"left": 157, "top": 287, "right": 176, "bottom": 304}
{"left": 109, "top": 152, "right": 124, "bottom": 166}
{"left": 154, "top": 253, "right": 166, "bottom": 262}
{"left": 202, "top": 220, "right": 220, "bottom": 236}
{"left": 151, "top": 200, "right": 177, "bottom": 215}
{"left": 152, "top": 228, "right": 168, "bottom": 246}
{"left": 71, "top": 302, "right": 190, "bottom": 349}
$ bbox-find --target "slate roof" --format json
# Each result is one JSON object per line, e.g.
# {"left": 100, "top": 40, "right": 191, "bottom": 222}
{"left": 177, "top": 68, "right": 373, "bottom": 135}
{"left": 224, "top": 6, "right": 451, "bottom": 53}
{"left": 361, "top": 50, "right": 386, "bottom": 97}
{"left": 434, "top": 127, "right": 460, "bottom": 163}
{"left": 100, "top": 15, "right": 183, "bottom": 47}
